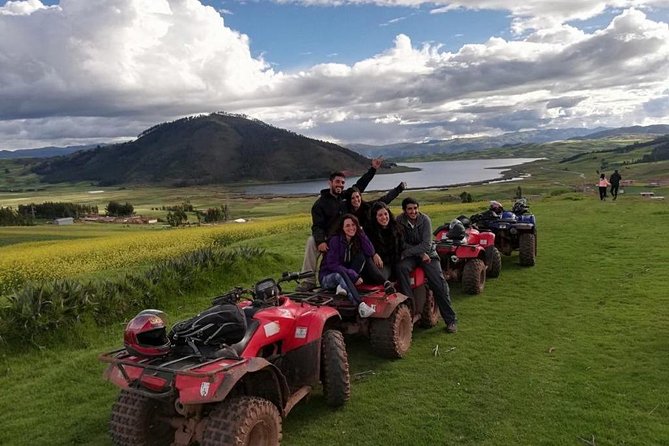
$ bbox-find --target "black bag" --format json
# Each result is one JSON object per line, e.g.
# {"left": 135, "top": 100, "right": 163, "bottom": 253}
{"left": 169, "top": 303, "right": 247, "bottom": 348}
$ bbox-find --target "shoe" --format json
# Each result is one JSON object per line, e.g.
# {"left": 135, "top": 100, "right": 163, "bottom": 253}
{"left": 358, "top": 302, "right": 375, "bottom": 318}
{"left": 383, "top": 280, "right": 396, "bottom": 295}
{"left": 335, "top": 285, "right": 348, "bottom": 296}
{"left": 296, "top": 281, "right": 316, "bottom": 292}
{"left": 445, "top": 322, "right": 458, "bottom": 333}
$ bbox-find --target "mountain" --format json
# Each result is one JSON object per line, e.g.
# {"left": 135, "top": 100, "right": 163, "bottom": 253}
{"left": 348, "top": 128, "right": 608, "bottom": 159}
{"left": 32, "top": 113, "right": 371, "bottom": 186}
{"left": 0, "top": 144, "right": 101, "bottom": 160}
{"left": 571, "top": 124, "right": 669, "bottom": 140}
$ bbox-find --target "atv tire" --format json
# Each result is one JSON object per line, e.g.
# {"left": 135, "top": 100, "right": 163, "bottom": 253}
{"left": 418, "top": 287, "right": 439, "bottom": 328}
{"left": 202, "top": 396, "right": 281, "bottom": 446}
{"left": 369, "top": 304, "right": 413, "bottom": 358}
{"left": 462, "top": 258, "right": 486, "bottom": 295}
{"left": 109, "top": 390, "right": 175, "bottom": 446}
{"left": 519, "top": 233, "right": 536, "bottom": 266}
{"left": 486, "top": 246, "right": 502, "bottom": 278}
{"left": 320, "top": 329, "right": 351, "bottom": 407}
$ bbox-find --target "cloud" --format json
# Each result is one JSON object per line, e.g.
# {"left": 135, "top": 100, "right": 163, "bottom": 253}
{"left": 0, "top": 0, "right": 668, "bottom": 149}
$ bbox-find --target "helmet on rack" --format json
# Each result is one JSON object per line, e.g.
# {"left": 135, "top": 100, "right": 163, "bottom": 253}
{"left": 489, "top": 201, "right": 504, "bottom": 214}
{"left": 447, "top": 219, "right": 466, "bottom": 241}
{"left": 124, "top": 309, "right": 171, "bottom": 357}
{"left": 456, "top": 214, "right": 471, "bottom": 228}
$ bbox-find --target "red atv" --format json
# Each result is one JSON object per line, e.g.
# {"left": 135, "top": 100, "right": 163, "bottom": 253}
{"left": 292, "top": 267, "right": 439, "bottom": 359}
{"left": 433, "top": 218, "right": 498, "bottom": 295}
{"left": 99, "top": 272, "right": 350, "bottom": 446}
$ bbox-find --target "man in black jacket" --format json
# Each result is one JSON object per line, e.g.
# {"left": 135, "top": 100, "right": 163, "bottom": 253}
{"left": 396, "top": 197, "right": 457, "bottom": 333}
{"left": 296, "top": 158, "right": 382, "bottom": 291}
{"left": 609, "top": 170, "right": 622, "bottom": 200}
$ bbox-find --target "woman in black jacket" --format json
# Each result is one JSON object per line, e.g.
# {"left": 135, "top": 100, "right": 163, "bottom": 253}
{"left": 365, "top": 201, "right": 404, "bottom": 281}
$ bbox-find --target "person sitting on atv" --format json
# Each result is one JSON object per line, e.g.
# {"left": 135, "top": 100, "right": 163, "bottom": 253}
{"left": 348, "top": 181, "right": 406, "bottom": 229}
{"left": 297, "top": 158, "right": 383, "bottom": 292}
{"left": 365, "top": 201, "right": 405, "bottom": 282}
{"left": 319, "top": 214, "right": 382, "bottom": 318}
{"left": 396, "top": 197, "right": 458, "bottom": 333}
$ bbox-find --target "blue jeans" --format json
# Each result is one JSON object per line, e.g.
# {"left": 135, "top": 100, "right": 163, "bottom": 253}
{"left": 321, "top": 272, "right": 361, "bottom": 305}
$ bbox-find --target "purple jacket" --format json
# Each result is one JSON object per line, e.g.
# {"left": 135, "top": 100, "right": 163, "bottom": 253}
{"left": 319, "top": 232, "right": 376, "bottom": 283}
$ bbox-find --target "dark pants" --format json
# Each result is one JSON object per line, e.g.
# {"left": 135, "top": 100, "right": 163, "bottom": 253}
{"left": 610, "top": 183, "right": 619, "bottom": 200}
{"left": 349, "top": 253, "right": 387, "bottom": 285}
{"left": 599, "top": 187, "right": 607, "bottom": 200}
{"left": 397, "top": 256, "right": 456, "bottom": 324}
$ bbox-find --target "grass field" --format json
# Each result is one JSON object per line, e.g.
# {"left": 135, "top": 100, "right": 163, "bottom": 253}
{"left": 0, "top": 192, "right": 667, "bottom": 445}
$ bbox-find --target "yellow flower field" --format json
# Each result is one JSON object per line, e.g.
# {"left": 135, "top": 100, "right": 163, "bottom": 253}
{"left": 0, "top": 216, "right": 310, "bottom": 294}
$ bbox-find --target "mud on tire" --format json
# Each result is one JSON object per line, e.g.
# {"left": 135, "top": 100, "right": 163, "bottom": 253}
{"left": 321, "top": 329, "right": 351, "bottom": 407}
{"left": 109, "top": 390, "right": 175, "bottom": 446}
{"left": 418, "top": 287, "right": 439, "bottom": 328}
{"left": 369, "top": 304, "right": 413, "bottom": 358}
{"left": 486, "top": 246, "right": 502, "bottom": 278}
{"left": 519, "top": 233, "right": 536, "bottom": 266}
{"left": 462, "top": 258, "right": 486, "bottom": 295}
{"left": 202, "top": 396, "right": 282, "bottom": 446}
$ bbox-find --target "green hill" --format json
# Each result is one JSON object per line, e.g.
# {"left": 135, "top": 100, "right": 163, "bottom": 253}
{"left": 31, "top": 113, "right": 372, "bottom": 186}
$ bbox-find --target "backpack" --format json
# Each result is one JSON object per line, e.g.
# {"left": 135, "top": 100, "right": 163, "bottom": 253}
{"left": 169, "top": 303, "right": 247, "bottom": 350}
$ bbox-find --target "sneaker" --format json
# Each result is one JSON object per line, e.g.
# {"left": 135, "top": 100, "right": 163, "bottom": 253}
{"left": 445, "top": 322, "right": 458, "bottom": 333}
{"left": 383, "top": 280, "right": 396, "bottom": 295}
{"left": 335, "top": 285, "right": 348, "bottom": 296}
{"left": 358, "top": 302, "right": 375, "bottom": 318}
{"left": 296, "top": 281, "right": 316, "bottom": 292}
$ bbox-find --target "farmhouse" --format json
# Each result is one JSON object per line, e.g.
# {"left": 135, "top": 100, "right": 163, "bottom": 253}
{"left": 53, "top": 217, "right": 74, "bottom": 225}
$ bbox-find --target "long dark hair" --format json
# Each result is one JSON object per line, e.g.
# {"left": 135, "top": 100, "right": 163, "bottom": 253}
{"left": 367, "top": 202, "right": 403, "bottom": 261}
{"left": 337, "top": 213, "right": 363, "bottom": 252}
{"left": 369, "top": 202, "right": 399, "bottom": 233}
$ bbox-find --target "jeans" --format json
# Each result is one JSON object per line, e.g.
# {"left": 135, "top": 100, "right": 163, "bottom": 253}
{"left": 300, "top": 236, "right": 321, "bottom": 286}
{"left": 321, "top": 272, "right": 361, "bottom": 304}
{"left": 610, "top": 184, "right": 619, "bottom": 199}
{"left": 397, "top": 256, "right": 456, "bottom": 324}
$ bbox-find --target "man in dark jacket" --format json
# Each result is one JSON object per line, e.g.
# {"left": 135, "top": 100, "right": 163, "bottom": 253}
{"left": 297, "top": 158, "right": 382, "bottom": 291}
{"left": 609, "top": 170, "right": 622, "bottom": 200}
{"left": 396, "top": 197, "right": 457, "bottom": 333}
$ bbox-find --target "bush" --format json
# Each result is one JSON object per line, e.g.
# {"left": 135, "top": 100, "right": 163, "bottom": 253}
{"left": 105, "top": 201, "right": 134, "bottom": 216}
{"left": 0, "top": 206, "right": 33, "bottom": 226}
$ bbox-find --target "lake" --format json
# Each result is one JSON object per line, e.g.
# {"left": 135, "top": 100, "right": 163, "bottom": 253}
{"left": 242, "top": 158, "right": 542, "bottom": 195}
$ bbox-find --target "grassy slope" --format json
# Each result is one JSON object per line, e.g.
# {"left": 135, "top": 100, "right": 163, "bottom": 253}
{"left": 1, "top": 195, "right": 668, "bottom": 446}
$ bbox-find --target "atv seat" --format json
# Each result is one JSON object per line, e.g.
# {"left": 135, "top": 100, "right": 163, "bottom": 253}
{"left": 231, "top": 319, "right": 260, "bottom": 356}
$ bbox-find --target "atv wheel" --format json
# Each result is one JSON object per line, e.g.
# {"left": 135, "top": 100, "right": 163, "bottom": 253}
{"left": 486, "top": 246, "right": 502, "bottom": 278}
{"left": 321, "top": 329, "right": 351, "bottom": 407}
{"left": 202, "top": 396, "right": 281, "bottom": 446}
{"left": 418, "top": 287, "right": 439, "bottom": 328}
{"left": 462, "top": 258, "right": 486, "bottom": 295}
{"left": 369, "top": 304, "right": 413, "bottom": 358}
{"left": 519, "top": 233, "right": 536, "bottom": 266}
{"left": 109, "top": 390, "right": 175, "bottom": 446}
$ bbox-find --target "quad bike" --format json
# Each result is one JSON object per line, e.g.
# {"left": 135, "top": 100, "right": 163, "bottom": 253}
{"left": 291, "top": 267, "right": 439, "bottom": 359}
{"left": 99, "top": 271, "right": 350, "bottom": 446}
{"left": 472, "top": 199, "right": 537, "bottom": 266}
{"left": 433, "top": 218, "right": 494, "bottom": 295}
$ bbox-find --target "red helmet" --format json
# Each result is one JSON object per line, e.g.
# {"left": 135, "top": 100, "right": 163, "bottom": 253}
{"left": 123, "top": 309, "right": 171, "bottom": 357}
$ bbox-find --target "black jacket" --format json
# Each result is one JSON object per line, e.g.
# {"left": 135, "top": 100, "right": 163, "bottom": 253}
{"left": 311, "top": 167, "right": 377, "bottom": 244}
{"left": 610, "top": 172, "right": 622, "bottom": 185}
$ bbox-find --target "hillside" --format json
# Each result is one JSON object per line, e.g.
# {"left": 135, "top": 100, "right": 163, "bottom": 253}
{"left": 31, "top": 113, "right": 372, "bottom": 186}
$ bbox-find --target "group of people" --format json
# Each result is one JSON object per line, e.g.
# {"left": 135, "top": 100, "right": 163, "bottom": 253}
{"left": 597, "top": 169, "right": 622, "bottom": 201}
{"left": 296, "top": 158, "right": 458, "bottom": 334}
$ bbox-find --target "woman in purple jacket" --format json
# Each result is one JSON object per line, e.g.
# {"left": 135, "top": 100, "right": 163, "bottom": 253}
{"left": 319, "top": 214, "right": 380, "bottom": 317}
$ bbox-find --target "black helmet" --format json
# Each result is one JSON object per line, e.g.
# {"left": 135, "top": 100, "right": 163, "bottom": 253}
{"left": 447, "top": 219, "right": 466, "bottom": 241}
{"left": 512, "top": 198, "right": 529, "bottom": 215}
{"left": 456, "top": 214, "right": 471, "bottom": 228}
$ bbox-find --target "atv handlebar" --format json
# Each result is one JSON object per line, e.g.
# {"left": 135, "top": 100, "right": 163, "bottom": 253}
{"left": 212, "top": 271, "right": 313, "bottom": 305}
{"left": 279, "top": 270, "right": 314, "bottom": 283}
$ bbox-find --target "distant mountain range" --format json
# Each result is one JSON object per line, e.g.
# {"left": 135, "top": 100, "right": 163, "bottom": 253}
{"left": 348, "top": 125, "right": 669, "bottom": 159}
{"left": 30, "top": 113, "right": 372, "bottom": 186}
{"left": 0, "top": 144, "right": 106, "bottom": 160}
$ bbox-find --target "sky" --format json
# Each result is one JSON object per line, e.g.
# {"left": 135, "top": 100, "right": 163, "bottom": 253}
{"left": 0, "top": 0, "right": 668, "bottom": 151}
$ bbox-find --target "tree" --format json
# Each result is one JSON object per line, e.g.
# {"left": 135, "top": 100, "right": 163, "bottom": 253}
{"left": 459, "top": 191, "right": 473, "bottom": 203}
{"left": 166, "top": 209, "right": 187, "bottom": 227}
{"left": 106, "top": 201, "right": 134, "bottom": 217}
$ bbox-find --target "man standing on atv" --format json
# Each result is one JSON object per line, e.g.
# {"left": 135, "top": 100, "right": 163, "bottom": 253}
{"left": 297, "top": 158, "right": 383, "bottom": 291}
{"left": 396, "top": 197, "right": 458, "bottom": 333}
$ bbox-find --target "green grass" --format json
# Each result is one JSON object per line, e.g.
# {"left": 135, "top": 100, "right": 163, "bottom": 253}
{"left": 1, "top": 195, "right": 667, "bottom": 445}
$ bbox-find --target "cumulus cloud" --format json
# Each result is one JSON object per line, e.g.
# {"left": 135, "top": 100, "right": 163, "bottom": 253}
{"left": 0, "top": 0, "right": 668, "bottom": 149}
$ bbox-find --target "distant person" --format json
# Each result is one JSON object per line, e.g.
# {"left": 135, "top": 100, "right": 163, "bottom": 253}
{"left": 319, "top": 214, "right": 378, "bottom": 318}
{"left": 396, "top": 197, "right": 457, "bottom": 333}
{"left": 598, "top": 173, "right": 610, "bottom": 201}
{"left": 365, "top": 201, "right": 404, "bottom": 281}
{"left": 609, "top": 170, "right": 622, "bottom": 200}
{"left": 297, "top": 158, "right": 383, "bottom": 291}
{"left": 348, "top": 181, "right": 407, "bottom": 229}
